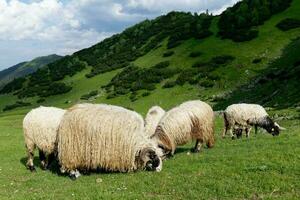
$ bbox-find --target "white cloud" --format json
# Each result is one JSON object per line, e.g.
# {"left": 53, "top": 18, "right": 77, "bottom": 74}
{"left": 0, "top": 0, "right": 239, "bottom": 69}
{"left": 126, "top": 0, "right": 239, "bottom": 14}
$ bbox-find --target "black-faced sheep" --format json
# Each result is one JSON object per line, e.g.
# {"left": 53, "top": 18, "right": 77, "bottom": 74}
{"left": 151, "top": 100, "right": 215, "bottom": 157}
{"left": 57, "top": 103, "right": 163, "bottom": 180}
{"left": 144, "top": 106, "right": 165, "bottom": 137}
{"left": 23, "top": 106, "right": 66, "bottom": 171}
{"left": 222, "top": 103, "right": 285, "bottom": 139}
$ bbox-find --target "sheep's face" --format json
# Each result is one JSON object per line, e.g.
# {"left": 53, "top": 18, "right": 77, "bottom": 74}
{"left": 140, "top": 148, "right": 162, "bottom": 172}
{"left": 266, "top": 123, "right": 280, "bottom": 136}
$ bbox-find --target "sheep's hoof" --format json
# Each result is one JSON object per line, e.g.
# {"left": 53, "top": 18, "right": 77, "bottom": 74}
{"left": 191, "top": 148, "right": 200, "bottom": 153}
{"left": 70, "top": 174, "right": 77, "bottom": 181}
{"left": 41, "top": 165, "right": 47, "bottom": 171}
{"left": 231, "top": 136, "right": 235, "bottom": 140}
{"left": 29, "top": 166, "right": 36, "bottom": 172}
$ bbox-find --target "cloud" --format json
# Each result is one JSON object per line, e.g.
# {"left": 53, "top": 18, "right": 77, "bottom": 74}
{"left": 0, "top": 0, "right": 239, "bottom": 69}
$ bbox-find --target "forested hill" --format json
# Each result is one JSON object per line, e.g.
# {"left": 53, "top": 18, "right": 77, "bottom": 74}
{"left": 0, "top": 0, "right": 299, "bottom": 113}
{"left": 0, "top": 54, "right": 62, "bottom": 89}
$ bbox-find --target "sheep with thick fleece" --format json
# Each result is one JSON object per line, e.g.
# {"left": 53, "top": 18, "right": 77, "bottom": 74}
{"left": 222, "top": 103, "right": 285, "bottom": 139}
{"left": 23, "top": 106, "right": 66, "bottom": 171}
{"left": 57, "top": 103, "right": 163, "bottom": 179}
{"left": 144, "top": 106, "right": 165, "bottom": 137}
{"left": 151, "top": 100, "right": 215, "bottom": 157}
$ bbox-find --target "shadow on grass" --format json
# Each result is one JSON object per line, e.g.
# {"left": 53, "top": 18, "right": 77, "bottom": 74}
{"left": 174, "top": 147, "right": 192, "bottom": 154}
{"left": 19, "top": 156, "right": 145, "bottom": 179}
{"left": 19, "top": 156, "right": 68, "bottom": 177}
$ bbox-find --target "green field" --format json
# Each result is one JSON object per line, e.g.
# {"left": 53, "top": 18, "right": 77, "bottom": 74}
{"left": 0, "top": 0, "right": 300, "bottom": 199}
{"left": 0, "top": 109, "right": 299, "bottom": 199}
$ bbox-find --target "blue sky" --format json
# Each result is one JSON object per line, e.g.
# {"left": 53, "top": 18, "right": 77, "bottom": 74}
{"left": 0, "top": 0, "right": 239, "bottom": 70}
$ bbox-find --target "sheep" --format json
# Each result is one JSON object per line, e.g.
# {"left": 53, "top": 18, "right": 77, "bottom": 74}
{"left": 151, "top": 100, "right": 215, "bottom": 157}
{"left": 23, "top": 106, "right": 66, "bottom": 171}
{"left": 57, "top": 103, "right": 163, "bottom": 179}
{"left": 222, "top": 103, "right": 285, "bottom": 139}
{"left": 144, "top": 106, "right": 165, "bottom": 137}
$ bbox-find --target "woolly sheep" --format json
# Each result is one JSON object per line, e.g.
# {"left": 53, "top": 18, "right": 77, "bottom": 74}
{"left": 57, "top": 103, "right": 163, "bottom": 179}
{"left": 23, "top": 106, "right": 66, "bottom": 171}
{"left": 222, "top": 103, "right": 285, "bottom": 139}
{"left": 151, "top": 100, "right": 215, "bottom": 157}
{"left": 144, "top": 106, "right": 165, "bottom": 137}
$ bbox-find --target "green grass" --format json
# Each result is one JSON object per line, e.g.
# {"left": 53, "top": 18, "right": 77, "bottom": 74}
{"left": 0, "top": 111, "right": 299, "bottom": 199}
{"left": 0, "top": 1, "right": 300, "bottom": 199}
{"left": 1, "top": 0, "right": 300, "bottom": 112}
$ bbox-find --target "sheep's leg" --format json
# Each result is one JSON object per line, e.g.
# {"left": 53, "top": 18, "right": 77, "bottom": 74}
{"left": 229, "top": 128, "right": 235, "bottom": 140}
{"left": 222, "top": 127, "right": 228, "bottom": 139}
{"left": 245, "top": 127, "right": 252, "bottom": 138}
{"left": 39, "top": 150, "right": 47, "bottom": 170}
{"left": 69, "top": 170, "right": 81, "bottom": 180}
{"left": 25, "top": 141, "right": 36, "bottom": 172}
{"left": 255, "top": 125, "right": 258, "bottom": 134}
{"left": 236, "top": 128, "right": 243, "bottom": 139}
{"left": 47, "top": 153, "right": 55, "bottom": 169}
{"left": 192, "top": 139, "right": 202, "bottom": 153}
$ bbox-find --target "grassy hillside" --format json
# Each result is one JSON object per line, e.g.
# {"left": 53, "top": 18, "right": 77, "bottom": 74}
{"left": 0, "top": 0, "right": 299, "bottom": 199}
{"left": 0, "top": 0, "right": 299, "bottom": 112}
{"left": 0, "top": 54, "right": 62, "bottom": 89}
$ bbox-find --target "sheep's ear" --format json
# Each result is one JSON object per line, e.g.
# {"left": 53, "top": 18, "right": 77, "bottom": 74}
{"left": 274, "top": 122, "right": 286, "bottom": 131}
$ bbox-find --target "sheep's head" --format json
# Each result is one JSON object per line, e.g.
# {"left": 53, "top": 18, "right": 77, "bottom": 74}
{"left": 138, "top": 148, "right": 162, "bottom": 172}
{"left": 263, "top": 117, "right": 286, "bottom": 136}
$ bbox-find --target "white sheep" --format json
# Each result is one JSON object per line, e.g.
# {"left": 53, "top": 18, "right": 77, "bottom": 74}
{"left": 222, "top": 103, "right": 285, "bottom": 139}
{"left": 151, "top": 100, "right": 215, "bottom": 157}
{"left": 57, "top": 103, "right": 163, "bottom": 180}
{"left": 23, "top": 106, "right": 66, "bottom": 171}
{"left": 144, "top": 106, "right": 165, "bottom": 137}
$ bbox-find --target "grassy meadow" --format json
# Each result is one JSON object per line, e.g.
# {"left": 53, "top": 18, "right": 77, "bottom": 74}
{"left": 0, "top": 108, "right": 299, "bottom": 199}
{"left": 0, "top": 0, "right": 300, "bottom": 199}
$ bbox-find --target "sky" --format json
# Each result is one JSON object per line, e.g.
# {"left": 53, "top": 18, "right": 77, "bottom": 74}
{"left": 0, "top": 0, "right": 239, "bottom": 70}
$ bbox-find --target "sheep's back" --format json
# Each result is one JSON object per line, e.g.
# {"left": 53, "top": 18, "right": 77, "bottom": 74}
{"left": 144, "top": 106, "right": 165, "bottom": 137}
{"left": 157, "top": 100, "right": 214, "bottom": 148}
{"left": 23, "top": 106, "right": 65, "bottom": 154}
{"left": 225, "top": 104, "right": 268, "bottom": 125}
{"left": 58, "top": 104, "right": 145, "bottom": 172}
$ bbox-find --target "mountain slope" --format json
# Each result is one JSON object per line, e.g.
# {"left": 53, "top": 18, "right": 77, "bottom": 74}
{"left": 0, "top": 0, "right": 299, "bottom": 113}
{"left": 0, "top": 54, "right": 62, "bottom": 88}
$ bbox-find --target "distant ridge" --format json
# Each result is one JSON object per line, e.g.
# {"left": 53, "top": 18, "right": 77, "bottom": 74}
{"left": 0, "top": 54, "right": 62, "bottom": 88}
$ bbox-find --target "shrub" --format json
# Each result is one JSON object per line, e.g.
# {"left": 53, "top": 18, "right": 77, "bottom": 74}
{"left": 142, "top": 92, "right": 151, "bottom": 97}
{"left": 153, "top": 61, "right": 170, "bottom": 69}
{"left": 3, "top": 101, "right": 32, "bottom": 111}
{"left": 192, "top": 61, "right": 208, "bottom": 68}
{"left": 129, "top": 93, "right": 138, "bottom": 102}
{"left": 163, "top": 51, "right": 174, "bottom": 57}
{"left": 36, "top": 99, "right": 45, "bottom": 103}
{"left": 207, "top": 74, "right": 221, "bottom": 81}
{"left": 163, "top": 81, "right": 176, "bottom": 88}
{"left": 80, "top": 90, "right": 99, "bottom": 100}
{"left": 39, "top": 83, "right": 72, "bottom": 97}
{"left": 210, "top": 55, "right": 235, "bottom": 65}
{"left": 0, "top": 77, "right": 26, "bottom": 94}
{"left": 189, "top": 51, "right": 202, "bottom": 57}
{"left": 176, "top": 69, "right": 198, "bottom": 86}
{"left": 106, "top": 93, "right": 117, "bottom": 99}
{"left": 218, "top": 0, "right": 291, "bottom": 42}
{"left": 276, "top": 18, "right": 300, "bottom": 31}
{"left": 199, "top": 80, "right": 214, "bottom": 88}
{"left": 252, "top": 58, "right": 263, "bottom": 64}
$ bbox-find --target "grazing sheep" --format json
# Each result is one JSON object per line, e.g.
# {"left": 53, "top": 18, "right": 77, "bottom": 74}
{"left": 151, "top": 100, "right": 215, "bottom": 157}
{"left": 23, "top": 106, "right": 66, "bottom": 171}
{"left": 222, "top": 103, "right": 285, "bottom": 139}
{"left": 57, "top": 103, "right": 163, "bottom": 179}
{"left": 144, "top": 106, "right": 165, "bottom": 137}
